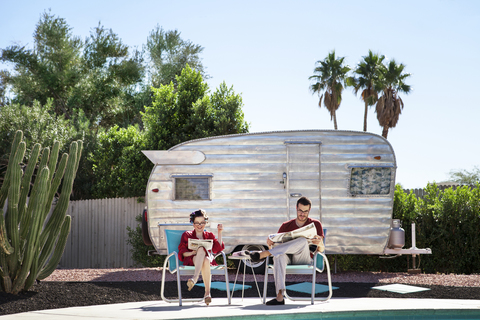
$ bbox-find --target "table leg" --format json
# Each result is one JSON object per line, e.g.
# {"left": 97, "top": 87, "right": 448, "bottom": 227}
{"left": 250, "top": 262, "right": 262, "bottom": 301}
{"left": 242, "top": 258, "right": 246, "bottom": 300}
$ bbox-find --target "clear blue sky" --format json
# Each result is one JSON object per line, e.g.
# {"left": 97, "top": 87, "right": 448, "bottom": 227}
{"left": 1, "top": 0, "right": 479, "bottom": 189}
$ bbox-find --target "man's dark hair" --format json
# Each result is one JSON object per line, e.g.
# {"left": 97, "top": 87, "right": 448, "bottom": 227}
{"left": 296, "top": 196, "right": 312, "bottom": 208}
{"left": 190, "top": 209, "right": 209, "bottom": 223}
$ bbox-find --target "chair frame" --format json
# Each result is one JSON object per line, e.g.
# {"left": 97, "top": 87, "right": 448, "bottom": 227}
{"left": 262, "top": 233, "right": 332, "bottom": 305}
{"left": 160, "top": 229, "right": 231, "bottom": 306}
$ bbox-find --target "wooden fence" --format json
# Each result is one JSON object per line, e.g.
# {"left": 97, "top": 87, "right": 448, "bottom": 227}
{"left": 59, "top": 197, "right": 145, "bottom": 269}
{"left": 404, "top": 184, "right": 475, "bottom": 198}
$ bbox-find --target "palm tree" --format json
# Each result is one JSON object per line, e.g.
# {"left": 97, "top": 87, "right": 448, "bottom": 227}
{"left": 375, "top": 60, "right": 411, "bottom": 139}
{"left": 348, "top": 50, "right": 385, "bottom": 132}
{"left": 309, "top": 50, "right": 351, "bottom": 130}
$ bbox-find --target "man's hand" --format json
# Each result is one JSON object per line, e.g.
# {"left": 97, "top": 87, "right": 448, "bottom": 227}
{"left": 266, "top": 237, "right": 274, "bottom": 247}
{"left": 311, "top": 235, "right": 323, "bottom": 246}
{"left": 311, "top": 235, "right": 325, "bottom": 253}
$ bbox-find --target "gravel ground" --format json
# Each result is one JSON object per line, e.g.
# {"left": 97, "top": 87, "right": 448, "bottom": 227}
{"left": 1, "top": 268, "right": 479, "bottom": 316}
{"left": 42, "top": 268, "right": 480, "bottom": 287}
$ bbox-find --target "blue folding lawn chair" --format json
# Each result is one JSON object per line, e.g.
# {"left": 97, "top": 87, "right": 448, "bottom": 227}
{"left": 262, "top": 229, "right": 332, "bottom": 304}
{"left": 160, "top": 229, "right": 231, "bottom": 306}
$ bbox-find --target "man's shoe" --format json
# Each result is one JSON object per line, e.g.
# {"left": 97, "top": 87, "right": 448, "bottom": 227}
{"left": 244, "top": 250, "right": 261, "bottom": 262}
{"left": 266, "top": 298, "right": 285, "bottom": 305}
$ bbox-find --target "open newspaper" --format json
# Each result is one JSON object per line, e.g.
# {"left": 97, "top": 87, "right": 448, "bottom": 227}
{"left": 268, "top": 222, "right": 317, "bottom": 244}
{"left": 188, "top": 238, "right": 213, "bottom": 251}
{"left": 268, "top": 222, "right": 325, "bottom": 253}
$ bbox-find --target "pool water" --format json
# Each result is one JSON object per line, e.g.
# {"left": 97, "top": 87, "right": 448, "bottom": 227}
{"left": 203, "top": 310, "right": 480, "bottom": 320}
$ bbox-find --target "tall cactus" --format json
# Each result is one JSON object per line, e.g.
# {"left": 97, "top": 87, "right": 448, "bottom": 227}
{"left": 0, "top": 130, "right": 82, "bottom": 294}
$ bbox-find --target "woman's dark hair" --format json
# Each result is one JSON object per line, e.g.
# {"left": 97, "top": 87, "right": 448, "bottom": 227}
{"left": 190, "top": 209, "right": 208, "bottom": 224}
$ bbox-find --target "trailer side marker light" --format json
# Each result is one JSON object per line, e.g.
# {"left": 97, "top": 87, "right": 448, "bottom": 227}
{"left": 374, "top": 156, "right": 381, "bottom": 160}
{"left": 152, "top": 188, "right": 159, "bottom": 192}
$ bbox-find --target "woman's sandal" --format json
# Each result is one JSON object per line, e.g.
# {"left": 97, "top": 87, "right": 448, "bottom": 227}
{"left": 187, "top": 278, "right": 196, "bottom": 291}
{"left": 204, "top": 294, "right": 212, "bottom": 306}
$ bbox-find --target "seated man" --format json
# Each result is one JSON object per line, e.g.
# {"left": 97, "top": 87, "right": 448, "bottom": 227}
{"left": 247, "top": 196, "right": 324, "bottom": 305}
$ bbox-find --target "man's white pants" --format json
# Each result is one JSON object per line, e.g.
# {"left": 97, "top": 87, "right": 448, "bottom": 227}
{"left": 268, "top": 237, "right": 312, "bottom": 293}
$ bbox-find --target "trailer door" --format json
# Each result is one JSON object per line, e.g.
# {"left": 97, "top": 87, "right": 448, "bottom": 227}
{"left": 285, "top": 141, "right": 321, "bottom": 221}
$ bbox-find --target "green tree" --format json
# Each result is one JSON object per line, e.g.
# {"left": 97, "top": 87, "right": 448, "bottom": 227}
{"left": 348, "top": 50, "right": 385, "bottom": 132}
{"left": 375, "top": 60, "right": 411, "bottom": 139}
{"left": 72, "top": 23, "right": 144, "bottom": 127}
{"left": 146, "top": 25, "right": 206, "bottom": 88}
{"left": 309, "top": 50, "right": 351, "bottom": 130}
{"left": 1, "top": 11, "right": 82, "bottom": 114}
{"left": 143, "top": 64, "right": 249, "bottom": 151}
{"left": 91, "top": 65, "right": 248, "bottom": 199}
{"left": 448, "top": 166, "right": 480, "bottom": 185}
{"left": 90, "top": 125, "right": 149, "bottom": 198}
{"left": 0, "top": 11, "right": 144, "bottom": 127}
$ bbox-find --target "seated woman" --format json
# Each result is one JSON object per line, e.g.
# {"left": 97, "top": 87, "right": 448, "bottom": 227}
{"left": 178, "top": 209, "right": 224, "bottom": 306}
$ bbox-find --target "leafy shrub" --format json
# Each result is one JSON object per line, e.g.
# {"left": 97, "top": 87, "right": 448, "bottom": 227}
{"left": 333, "top": 183, "right": 480, "bottom": 274}
{"left": 416, "top": 184, "right": 480, "bottom": 274}
{"left": 126, "top": 214, "right": 165, "bottom": 267}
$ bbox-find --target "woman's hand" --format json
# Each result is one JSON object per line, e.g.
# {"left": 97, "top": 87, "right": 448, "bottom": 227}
{"left": 217, "top": 223, "right": 223, "bottom": 233}
{"left": 185, "top": 250, "right": 197, "bottom": 257}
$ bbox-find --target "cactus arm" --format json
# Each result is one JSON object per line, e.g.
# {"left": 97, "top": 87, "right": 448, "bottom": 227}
{"left": 38, "top": 147, "right": 50, "bottom": 174}
{"left": 0, "top": 135, "right": 25, "bottom": 256}
{"left": 74, "top": 140, "right": 83, "bottom": 175}
{"left": 47, "top": 141, "right": 60, "bottom": 182}
{"left": 36, "top": 215, "right": 71, "bottom": 281}
{"left": 23, "top": 256, "right": 38, "bottom": 293}
{"left": 6, "top": 165, "right": 23, "bottom": 276}
{"left": 5, "top": 141, "right": 26, "bottom": 229}
{"left": 12, "top": 167, "right": 49, "bottom": 294}
{"left": 0, "top": 130, "right": 23, "bottom": 209}
{"left": 42, "top": 153, "right": 68, "bottom": 223}
{"left": 0, "top": 227, "right": 13, "bottom": 256}
{"left": 5, "top": 142, "right": 26, "bottom": 277}
{"left": 38, "top": 142, "right": 78, "bottom": 269}
{"left": 0, "top": 250, "right": 12, "bottom": 292}
{"left": 18, "top": 143, "right": 41, "bottom": 237}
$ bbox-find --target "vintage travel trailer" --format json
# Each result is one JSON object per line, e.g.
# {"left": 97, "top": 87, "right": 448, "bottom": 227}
{"left": 142, "top": 130, "right": 430, "bottom": 271}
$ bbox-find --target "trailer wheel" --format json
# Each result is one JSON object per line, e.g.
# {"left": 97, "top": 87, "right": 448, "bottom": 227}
{"left": 142, "top": 209, "right": 153, "bottom": 246}
{"left": 233, "top": 244, "right": 267, "bottom": 274}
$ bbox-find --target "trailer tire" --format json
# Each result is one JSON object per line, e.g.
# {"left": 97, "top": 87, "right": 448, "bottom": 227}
{"left": 233, "top": 244, "right": 267, "bottom": 274}
{"left": 142, "top": 209, "right": 153, "bottom": 246}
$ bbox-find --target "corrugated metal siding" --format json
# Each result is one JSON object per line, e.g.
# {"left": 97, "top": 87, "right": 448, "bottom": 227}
{"left": 59, "top": 198, "right": 143, "bottom": 268}
{"left": 146, "top": 130, "right": 396, "bottom": 256}
{"left": 319, "top": 132, "right": 395, "bottom": 254}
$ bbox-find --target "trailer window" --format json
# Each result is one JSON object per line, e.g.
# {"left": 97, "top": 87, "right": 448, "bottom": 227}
{"left": 174, "top": 177, "right": 210, "bottom": 200}
{"left": 350, "top": 167, "right": 392, "bottom": 195}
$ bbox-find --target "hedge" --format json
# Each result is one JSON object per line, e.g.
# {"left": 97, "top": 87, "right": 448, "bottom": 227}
{"left": 332, "top": 183, "right": 480, "bottom": 274}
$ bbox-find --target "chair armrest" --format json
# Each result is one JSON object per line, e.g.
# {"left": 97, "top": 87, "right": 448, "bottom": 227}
{"left": 313, "top": 250, "right": 328, "bottom": 272}
{"left": 162, "top": 251, "right": 179, "bottom": 274}
{"left": 213, "top": 251, "right": 228, "bottom": 266}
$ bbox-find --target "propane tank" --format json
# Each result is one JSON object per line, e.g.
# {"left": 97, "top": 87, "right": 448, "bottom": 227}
{"left": 388, "top": 219, "right": 405, "bottom": 249}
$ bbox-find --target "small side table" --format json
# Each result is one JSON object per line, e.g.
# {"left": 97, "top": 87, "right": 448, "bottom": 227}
{"left": 228, "top": 254, "right": 262, "bottom": 301}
